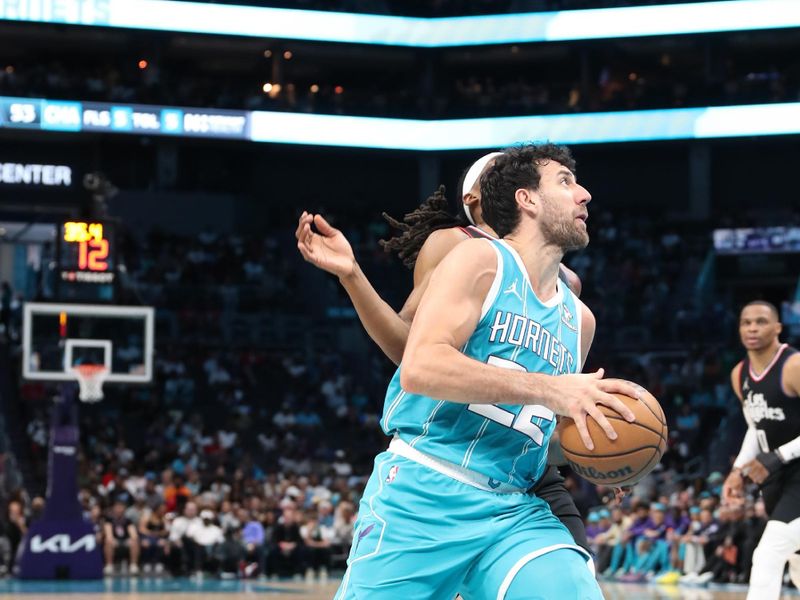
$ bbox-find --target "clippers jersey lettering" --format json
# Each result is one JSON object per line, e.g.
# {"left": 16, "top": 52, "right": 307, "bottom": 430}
{"left": 740, "top": 344, "right": 800, "bottom": 451}
{"left": 381, "top": 239, "right": 582, "bottom": 490}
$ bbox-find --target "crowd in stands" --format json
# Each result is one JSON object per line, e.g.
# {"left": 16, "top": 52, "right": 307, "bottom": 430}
{"left": 1, "top": 204, "right": 797, "bottom": 582}
{"left": 2, "top": 470, "right": 356, "bottom": 580}
{"left": 2, "top": 44, "right": 797, "bottom": 119}
{"left": 587, "top": 471, "right": 769, "bottom": 586}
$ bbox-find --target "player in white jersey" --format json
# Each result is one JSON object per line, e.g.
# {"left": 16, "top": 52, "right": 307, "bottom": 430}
{"left": 328, "top": 143, "right": 640, "bottom": 599}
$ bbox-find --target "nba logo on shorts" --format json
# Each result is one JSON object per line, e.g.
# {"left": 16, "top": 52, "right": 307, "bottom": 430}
{"left": 386, "top": 465, "right": 399, "bottom": 483}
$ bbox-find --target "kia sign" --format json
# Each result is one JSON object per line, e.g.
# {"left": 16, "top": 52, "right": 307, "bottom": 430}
{"left": 30, "top": 533, "right": 97, "bottom": 554}
{"left": 18, "top": 521, "right": 103, "bottom": 579}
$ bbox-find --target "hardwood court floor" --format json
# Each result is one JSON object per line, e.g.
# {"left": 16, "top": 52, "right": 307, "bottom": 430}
{"left": 0, "top": 578, "right": 798, "bottom": 599}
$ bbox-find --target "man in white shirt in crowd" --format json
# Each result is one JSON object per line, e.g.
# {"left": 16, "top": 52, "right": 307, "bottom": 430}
{"left": 191, "top": 509, "right": 225, "bottom": 576}
{"left": 168, "top": 501, "right": 202, "bottom": 576}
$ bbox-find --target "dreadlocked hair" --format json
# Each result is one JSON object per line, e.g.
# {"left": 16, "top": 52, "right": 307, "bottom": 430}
{"left": 379, "top": 184, "right": 464, "bottom": 269}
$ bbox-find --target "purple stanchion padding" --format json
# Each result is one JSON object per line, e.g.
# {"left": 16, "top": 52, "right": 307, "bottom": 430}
{"left": 18, "top": 392, "right": 103, "bottom": 579}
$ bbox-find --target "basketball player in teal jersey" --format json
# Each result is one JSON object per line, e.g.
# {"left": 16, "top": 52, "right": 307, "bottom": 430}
{"left": 323, "top": 143, "right": 639, "bottom": 599}
{"left": 296, "top": 153, "right": 594, "bottom": 558}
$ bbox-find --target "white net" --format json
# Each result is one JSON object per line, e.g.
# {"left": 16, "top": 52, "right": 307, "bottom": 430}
{"left": 70, "top": 364, "right": 108, "bottom": 403}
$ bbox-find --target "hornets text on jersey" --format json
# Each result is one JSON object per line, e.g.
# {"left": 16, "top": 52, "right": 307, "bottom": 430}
{"left": 381, "top": 238, "right": 583, "bottom": 491}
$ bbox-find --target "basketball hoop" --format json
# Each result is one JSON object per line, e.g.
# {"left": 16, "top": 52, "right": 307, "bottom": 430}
{"left": 70, "top": 364, "right": 108, "bottom": 403}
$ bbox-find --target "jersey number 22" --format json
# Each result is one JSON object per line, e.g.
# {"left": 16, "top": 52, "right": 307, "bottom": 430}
{"left": 468, "top": 355, "right": 554, "bottom": 446}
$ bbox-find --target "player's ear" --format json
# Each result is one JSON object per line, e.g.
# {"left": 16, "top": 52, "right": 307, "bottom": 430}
{"left": 515, "top": 188, "right": 538, "bottom": 216}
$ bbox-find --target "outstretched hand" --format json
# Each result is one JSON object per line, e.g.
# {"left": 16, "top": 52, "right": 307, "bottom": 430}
{"left": 295, "top": 212, "right": 357, "bottom": 279}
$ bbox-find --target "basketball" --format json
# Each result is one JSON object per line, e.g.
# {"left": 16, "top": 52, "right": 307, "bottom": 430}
{"left": 558, "top": 384, "right": 668, "bottom": 486}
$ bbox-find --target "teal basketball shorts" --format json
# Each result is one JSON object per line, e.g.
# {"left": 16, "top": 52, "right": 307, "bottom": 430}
{"left": 334, "top": 441, "right": 602, "bottom": 600}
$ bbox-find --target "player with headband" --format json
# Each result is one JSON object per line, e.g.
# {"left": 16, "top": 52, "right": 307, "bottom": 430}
{"left": 295, "top": 151, "right": 591, "bottom": 558}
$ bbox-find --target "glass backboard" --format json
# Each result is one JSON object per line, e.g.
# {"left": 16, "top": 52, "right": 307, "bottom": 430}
{"left": 22, "top": 302, "right": 154, "bottom": 383}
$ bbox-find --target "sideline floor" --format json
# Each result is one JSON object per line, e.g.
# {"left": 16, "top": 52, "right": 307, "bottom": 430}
{"left": 0, "top": 578, "right": 798, "bottom": 598}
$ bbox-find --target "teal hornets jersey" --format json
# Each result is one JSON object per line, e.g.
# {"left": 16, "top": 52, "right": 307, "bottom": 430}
{"left": 381, "top": 238, "right": 583, "bottom": 490}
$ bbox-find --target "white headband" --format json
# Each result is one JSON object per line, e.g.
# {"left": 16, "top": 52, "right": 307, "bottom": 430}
{"left": 461, "top": 151, "right": 503, "bottom": 225}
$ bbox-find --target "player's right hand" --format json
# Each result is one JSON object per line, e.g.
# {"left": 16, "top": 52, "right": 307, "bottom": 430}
{"left": 296, "top": 212, "right": 357, "bottom": 279}
{"left": 546, "top": 369, "right": 639, "bottom": 450}
{"left": 721, "top": 470, "right": 745, "bottom": 507}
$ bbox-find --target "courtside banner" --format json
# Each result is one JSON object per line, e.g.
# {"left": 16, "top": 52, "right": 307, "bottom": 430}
{"left": 0, "top": 0, "right": 799, "bottom": 46}
{"left": 2, "top": 96, "right": 800, "bottom": 149}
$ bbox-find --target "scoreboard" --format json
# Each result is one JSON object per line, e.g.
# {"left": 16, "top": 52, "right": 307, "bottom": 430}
{"left": 57, "top": 221, "right": 115, "bottom": 301}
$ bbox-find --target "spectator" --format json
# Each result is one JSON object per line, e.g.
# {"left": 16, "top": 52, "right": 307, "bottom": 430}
{"left": 138, "top": 504, "right": 169, "bottom": 574}
{"left": 300, "top": 507, "right": 332, "bottom": 580}
{"left": 594, "top": 508, "right": 624, "bottom": 574}
{"left": 190, "top": 509, "right": 225, "bottom": 576}
{"left": 5, "top": 500, "right": 26, "bottom": 565}
{"left": 217, "top": 525, "right": 244, "bottom": 579}
{"left": 268, "top": 501, "right": 306, "bottom": 578}
{"left": 739, "top": 499, "right": 768, "bottom": 581}
{"left": 142, "top": 477, "right": 163, "bottom": 511}
{"left": 164, "top": 475, "right": 192, "bottom": 513}
{"left": 218, "top": 501, "right": 240, "bottom": 534}
{"left": 124, "top": 494, "right": 148, "bottom": 528}
{"left": 167, "top": 501, "right": 201, "bottom": 576}
{"left": 701, "top": 504, "right": 746, "bottom": 583}
{"left": 317, "top": 499, "right": 335, "bottom": 529}
{"left": 678, "top": 506, "right": 707, "bottom": 581}
{"left": 103, "top": 499, "right": 141, "bottom": 576}
{"left": 240, "top": 509, "right": 266, "bottom": 577}
{"left": 330, "top": 500, "right": 356, "bottom": 569}
{"left": 619, "top": 502, "right": 671, "bottom": 581}
{"left": 209, "top": 469, "right": 232, "bottom": 505}
{"left": 679, "top": 507, "right": 720, "bottom": 584}
{"left": 606, "top": 500, "right": 648, "bottom": 577}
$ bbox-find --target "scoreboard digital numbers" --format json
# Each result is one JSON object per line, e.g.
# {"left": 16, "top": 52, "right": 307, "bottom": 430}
{"left": 59, "top": 221, "right": 115, "bottom": 287}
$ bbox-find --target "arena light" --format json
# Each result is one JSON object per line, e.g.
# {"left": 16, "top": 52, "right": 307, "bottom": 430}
{"left": 0, "top": 0, "right": 799, "bottom": 46}
{"left": 247, "top": 103, "right": 800, "bottom": 150}
{"left": 2, "top": 95, "right": 800, "bottom": 149}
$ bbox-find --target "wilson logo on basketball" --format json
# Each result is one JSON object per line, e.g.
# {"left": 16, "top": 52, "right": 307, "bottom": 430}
{"left": 568, "top": 462, "right": 634, "bottom": 481}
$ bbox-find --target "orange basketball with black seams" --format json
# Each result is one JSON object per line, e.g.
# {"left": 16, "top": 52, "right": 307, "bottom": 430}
{"left": 558, "top": 385, "right": 668, "bottom": 486}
